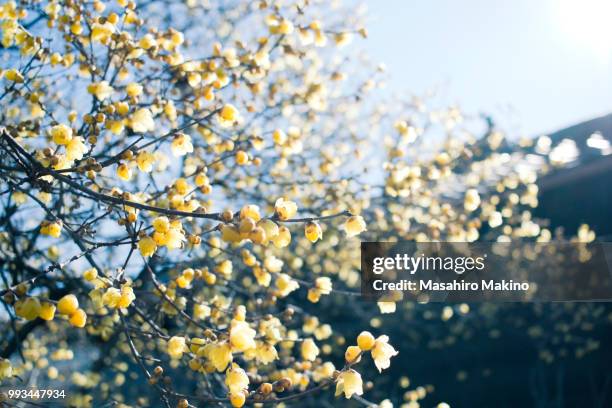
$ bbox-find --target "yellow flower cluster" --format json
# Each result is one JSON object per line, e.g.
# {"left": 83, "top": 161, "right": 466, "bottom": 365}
{"left": 335, "top": 331, "right": 398, "bottom": 398}
{"left": 102, "top": 284, "right": 135, "bottom": 309}
{"left": 40, "top": 220, "right": 62, "bottom": 238}
{"left": 139, "top": 216, "right": 186, "bottom": 256}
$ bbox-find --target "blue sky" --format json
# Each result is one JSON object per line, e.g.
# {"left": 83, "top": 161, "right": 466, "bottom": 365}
{"left": 362, "top": 0, "right": 612, "bottom": 136}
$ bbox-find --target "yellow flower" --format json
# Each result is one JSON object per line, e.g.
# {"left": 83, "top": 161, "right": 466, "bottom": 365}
{"left": 271, "top": 226, "right": 291, "bottom": 248}
{"left": 164, "top": 227, "right": 185, "bottom": 250}
{"left": 305, "top": 221, "right": 322, "bottom": 243}
{"left": 117, "top": 163, "right": 132, "bottom": 181}
{"left": 0, "top": 358, "right": 12, "bottom": 380}
{"left": 193, "top": 304, "right": 211, "bottom": 320}
{"left": 221, "top": 225, "right": 242, "bottom": 243}
{"left": 275, "top": 273, "right": 299, "bottom": 297}
{"left": 313, "top": 361, "right": 336, "bottom": 382}
{"left": 152, "top": 216, "right": 170, "bottom": 233}
{"left": 301, "top": 338, "right": 319, "bottom": 361}
{"left": 57, "top": 294, "right": 79, "bottom": 315}
{"left": 371, "top": 335, "right": 398, "bottom": 372}
{"left": 357, "top": 331, "right": 375, "bottom": 351}
{"left": 107, "top": 119, "right": 125, "bottom": 135}
{"left": 274, "top": 197, "right": 298, "bottom": 220}
{"left": 171, "top": 133, "right": 194, "bottom": 156}
{"left": 225, "top": 363, "right": 249, "bottom": 394}
{"left": 256, "top": 343, "right": 278, "bottom": 364}
{"left": 167, "top": 336, "right": 187, "bottom": 359}
{"left": 126, "top": 82, "right": 143, "bottom": 97}
{"left": 229, "top": 392, "right": 246, "bottom": 408}
{"left": 50, "top": 124, "right": 73, "bottom": 145}
{"left": 69, "top": 309, "right": 87, "bottom": 327}
{"left": 38, "top": 302, "right": 56, "bottom": 321}
{"left": 335, "top": 369, "right": 363, "bottom": 399}
{"left": 273, "top": 129, "right": 287, "bottom": 145}
{"left": 464, "top": 189, "right": 481, "bottom": 212}
{"left": 218, "top": 103, "right": 239, "bottom": 127}
{"left": 342, "top": 215, "right": 367, "bottom": 237}
{"left": 139, "top": 33, "right": 157, "bottom": 49}
{"left": 136, "top": 151, "right": 155, "bottom": 172}
{"left": 91, "top": 22, "right": 114, "bottom": 44}
{"left": 4, "top": 68, "right": 24, "bottom": 83}
{"left": 174, "top": 178, "right": 190, "bottom": 195}
{"left": 138, "top": 236, "right": 157, "bottom": 257}
{"left": 103, "top": 285, "right": 135, "bottom": 309}
{"left": 15, "top": 297, "right": 41, "bottom": 320}
{"left": 130, "top": 108, "right": 155, "bottom": 133}
{"left": 87, "top": 81, "right": 114, "bottom": 100}
{"left": 235, "top": 150, "right": 249, "bottom": 165}
{"left": 258, "top": 219, "right": 279, "bottom": 242}
{"left": 66, "top": 136, "right": 87, "bottom": 161}
{"left": 239, "top": 205, "right": 261, "bottom": 222}
{"left": 216, "top": 260, "right": 233, "bottom": 278}
{"left": 118, "top": 286, "right": 135, "bottom": 308}
{"left": 345, "top": 345, "right": 361, "bottom": 363}
{"left": 229, "top": 320, "right": 256, "bottom": 352}
{"left": 41, "top": 221, "right": 62, "bottom": 238}
{"left": 209, "top": 341, "right": 233, "bottom": 372}
{"left": 83, "top": 268, "right": 98, "bottom": 281}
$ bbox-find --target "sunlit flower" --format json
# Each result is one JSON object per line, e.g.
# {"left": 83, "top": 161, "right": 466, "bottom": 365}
{"left": 130, "top": 108, "right": 155, "bottom": 133}
{"left": 69, "top": 309, "right": 87, "bottom": 327}
{"left": 357, "top": 331, "right": 375, "bottom": 351}
{"left": 301, "top": 338, "right": 319, "bottom": 361}
{"left": 276, "top": 273, "right": 299, "bottom": 297}
{"left": 209, "top": 342, "right": 233, "bottom": 372}
{"left": 57, "top": 294, "right": 79, "bottom": 315}
{"left": 305, "top": 221, "right": 322, "bottom": 243}
{"left": 225, "top": 363, "right": 249, "bottom": 394}
{"left": 15, "top": 297, "right": 41, "bottom": 320}
{"left": 335, "top": 369, "right": 363, "bottom": 399}
{"left": 50, "top": 124, "right": 73, "bottom": 145}
{"left": 136, "top": 151, "right": 155, "bottom": 172}
{"left": 117, "top": 163, "right": 132, "bottom": 181}
{"left": 87, "top": 81, "right": 114, "bottom": 100}
{"left": 271, "top": 226, "right": 291, "bottom": 248}
{"left": 256, "top": 343, "right": 278, "bottom": 364}
{"left": 171, "top": 133, "right": 194, "bottom": 156}
{"left": 4, "top": 68, "right": 24, "bottom": 83}
{"left": 91, "top": 22, "right": 114, "bottom": 44}
{"left": 66, "top": 136, "right": 87, "bottom": 161}
{"left": 240, "top": 205, "right": 261, "bottom": 222}
{"left": 126, "top": 82, "right": 143, "bottom": 97}
{"left": 371, "top": 335, "right": 398, "bottom": 372}
{"left": 274, "top": 197, "right": 298, "bottom": 220}
{"left": 342, "top": 215, "right": 367, "bottom": 237}
{"left": 137, "top": 236, "right": 156, "bottom": 257}
{"left": 218, "top": 103, "right": 239, "bottom": 127}
{"left": 40, "top": 220, "right": 62, "bottom": 238}
{"left": 230, "top": 320, "right": 256, "bottom": 352}
{"left": 38, "top": 302, "right": 56, "bottom": 321}
{"left": 167, "top": 336, "right": 187, "bottom": 359}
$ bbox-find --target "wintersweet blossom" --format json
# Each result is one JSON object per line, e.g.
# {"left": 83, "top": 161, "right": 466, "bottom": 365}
{"left": 335, "top": 369, "right": 364, "bottom": 399}
{"left": 167, "top": 336, "right": 187, "bottom": 359}
{"left": 371, "top": 335, "right": 398, "bottom": 372}
{"left": 342, "top": 215, "right": 367, "bottom": 237}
